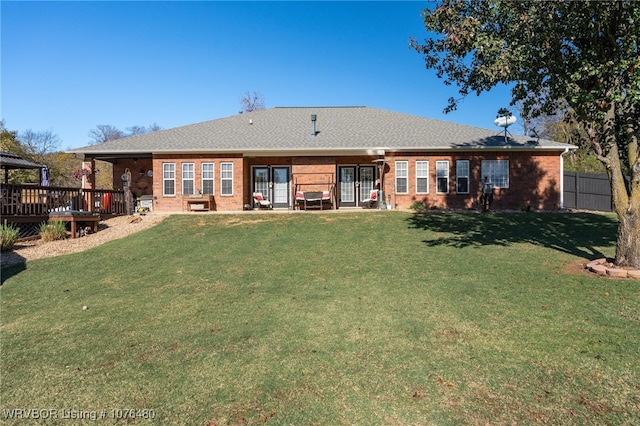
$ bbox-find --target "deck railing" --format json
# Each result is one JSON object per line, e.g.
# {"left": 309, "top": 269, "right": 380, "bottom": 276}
{"left": 1, "top": 184, "right": 127, "bottom": 217}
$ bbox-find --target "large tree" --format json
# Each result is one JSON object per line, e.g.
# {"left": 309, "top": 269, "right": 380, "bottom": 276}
{"left": 85, "top": 123, "right": 163, "bottom": 189}
{"left": 410, "top": 0, "right": 640, "bottom": 268}
{"left": 0, "top": 120, "right": 26, "bottom": 157}
{"left": 1, "top": 121, "right": 77, "bottom": 186}
{"left": 88, "top": 123, "right": 163, "bottom": 145}
{"left": 19, "top": 129, "right": 61, "bottom": 165}
{"left": 88, "top": 125, "right": 126, "bottom": 145}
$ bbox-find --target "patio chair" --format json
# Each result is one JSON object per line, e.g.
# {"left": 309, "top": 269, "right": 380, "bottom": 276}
{"left": 361, "top": 190, "right": 378, "bottom": 208}
{"left": 253, "top": 192, "right": 273, "bottom": 209}
{"left": 303, "top": 191, "right": 324, "bottom": 210}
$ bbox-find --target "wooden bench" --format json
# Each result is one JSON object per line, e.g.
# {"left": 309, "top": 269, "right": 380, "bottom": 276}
{"left": 48, "top": 211, "right": 100, "bottom": 238}
{"left": 184, "top": 195, "right": 215, "bottom": 211}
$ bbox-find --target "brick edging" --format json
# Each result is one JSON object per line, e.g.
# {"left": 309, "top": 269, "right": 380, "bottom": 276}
{"left": 586, "top": 258, "right": 640, "bottom": 279}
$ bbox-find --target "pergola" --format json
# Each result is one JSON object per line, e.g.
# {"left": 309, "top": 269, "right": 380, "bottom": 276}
{"left": 0, "top": 151, "right": 46, "bottom": 184}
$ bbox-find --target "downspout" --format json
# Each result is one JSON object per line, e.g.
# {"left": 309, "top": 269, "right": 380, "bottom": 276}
{"left": 559, "top": 148, "right": 569, "bottom": 209}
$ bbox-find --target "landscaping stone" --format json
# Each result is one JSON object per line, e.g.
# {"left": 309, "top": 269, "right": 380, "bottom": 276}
{"left": 606, "top": 268, "right": 628, "bottom": 278}
{"left": 585, "top": 258, "right": 640, "bottom": 280}
{"left": 627, "top": 269, "right": 640, "bottom": 279}
{"left": 589, "top": 264, "right": 608, "bottom": 276}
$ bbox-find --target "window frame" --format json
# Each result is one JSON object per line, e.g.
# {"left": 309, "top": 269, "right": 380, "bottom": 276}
{"left": 395, "top": 161, "right": 408, "bottom": 194}
{"left": 220, "top": 162, "right": 234, "bottom": 196}
{"left": 182, "top": 162, "right": 195, "bottom": 195}
{"left": 416, "top": 160, "right": 429, "bottom": 194}
{"left": 436, "top": 160, "right": 449, "bottom": 194}
{"left": 456, "top": 160, "right": 470, "bottom": 194}
{"left": 162, "top": 163, "right": 176, "bottom": 196}
{"left": 481, "top": 160, "right": 509, "bottom": 188}
{"left": 201, "top": 162, "right": 215, "bottom": 195}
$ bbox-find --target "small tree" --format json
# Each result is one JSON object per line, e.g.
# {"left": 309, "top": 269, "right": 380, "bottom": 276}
{"left": 239, "top": 90, "right": 266, "bottom": 113}
{"left": 411, "top": 1, "right": 640, "bottom": 267}
{"left": 0, "top": 121, "right": 29, "bottom": 184}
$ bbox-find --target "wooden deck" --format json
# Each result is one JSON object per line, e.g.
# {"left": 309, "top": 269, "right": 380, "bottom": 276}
{"left": 1, "top": 184, "right": 127, "bottom": 239}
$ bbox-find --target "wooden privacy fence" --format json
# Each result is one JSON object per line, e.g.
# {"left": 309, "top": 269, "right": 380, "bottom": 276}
{"left": 563, "top": 172, "right": 613, "bottom": 212}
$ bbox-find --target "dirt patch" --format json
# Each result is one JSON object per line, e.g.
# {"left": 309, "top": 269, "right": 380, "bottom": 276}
{"left": 563, "top": 260, "right": 593, "bottom": 277}
{"left": 1, "top": 213, "right": 167, "bottom": 269}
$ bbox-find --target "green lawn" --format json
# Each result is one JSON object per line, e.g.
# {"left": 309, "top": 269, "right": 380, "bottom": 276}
{"left": 1, "top": 211, "right": 638, "bottom": 425}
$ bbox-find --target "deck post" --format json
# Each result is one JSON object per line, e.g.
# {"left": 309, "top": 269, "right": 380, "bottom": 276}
{"left": 82, "top": 159, "right": 96, "bottom": 211}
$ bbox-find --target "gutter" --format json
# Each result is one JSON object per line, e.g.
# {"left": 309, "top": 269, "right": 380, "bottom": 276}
{"left": 71, "top": 148, "right": 389, "bottom": 158}
{"left": 70, "top": 144, "right": 573, "bottom": 157}
{"left": 560, "top": 147, "right": 570, "bottom": 209}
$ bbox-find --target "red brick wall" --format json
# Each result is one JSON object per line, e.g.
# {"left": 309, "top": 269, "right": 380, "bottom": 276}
{"left": 102, "top": 151, "right": 562, "bottom": 212}
{"left": 151, "top": 154, "right": 243, "bottom": 212}
{"left": 292, "top": 157, "right": 337, "bottom": 192}
{"left": 385, "top": 151, "right": 561, "bottom": 210}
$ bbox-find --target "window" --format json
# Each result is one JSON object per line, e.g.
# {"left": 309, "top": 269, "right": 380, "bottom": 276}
{"left": 436, "top": 161, "right": 449, "bottom": 194}
{"left": 481, "top": 160, "right": 509, "bottom": 188}
{"left": 182, "top": 163, "right": 195, "bottom": 195}
{"left": 395, "top": 161, "right": 408, "bottom": 194}
{"left": 220, "top": 162, "right": 233, "bottom": 195}
{"left": 456, "top": 160, "right": 469, "bottom": 194}
{"left": 202, "top": 163, "right": 215, "bottom": 195}
{"left": 163, "top": 163, "right": 175, "bottom": 196}
{"left": 416, "top": 161, "right": 429, "bottom": 193}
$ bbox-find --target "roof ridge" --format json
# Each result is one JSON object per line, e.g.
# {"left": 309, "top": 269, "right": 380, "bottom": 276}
{"left": 273, "top": 106, "right": 367, "bottom": 109}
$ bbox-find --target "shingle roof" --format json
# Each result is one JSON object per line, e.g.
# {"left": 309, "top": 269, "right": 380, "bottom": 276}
{"left": 0, "top": 151, "right": 45, "bottom": 169}
{"left": 70, "top": 106, "right": 574, "bottom": 155}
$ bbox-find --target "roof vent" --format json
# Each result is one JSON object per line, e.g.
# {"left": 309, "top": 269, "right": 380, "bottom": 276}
{"left": 311, "top": 114, "right": 317, "bottom": 136}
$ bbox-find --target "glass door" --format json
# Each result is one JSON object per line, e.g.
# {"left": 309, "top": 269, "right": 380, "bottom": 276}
{"left": 339, "top": 166, "right": 356, "bottom": 207}
{"left": 253, "top": 167, "right": 269, "bottom": 200}
{"left": 252, "top": 166, "right": 290, "bottom": 208}
{"left": 272, "top": 167, "right": 290, "bottom": 208}
{"left": 358, "top": 166, "right": 375, "bottom": 205}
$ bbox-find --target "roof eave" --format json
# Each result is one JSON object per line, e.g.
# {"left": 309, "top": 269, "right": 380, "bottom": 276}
{"left": 71, "top": 144, "right": 577, "bottom": 158}
{"left": 390, "top": 145, "right": 576, "bottom": 152}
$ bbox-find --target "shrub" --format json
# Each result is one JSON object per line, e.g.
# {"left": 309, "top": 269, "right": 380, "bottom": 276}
{"left": 1, "top": 220, "right": 20, "bottom": 252}
{"left": 39, "top": 221, "right": 67, "bottom": 242}
{"left": 410, "top": 200, "right": 429, "bottom": 212}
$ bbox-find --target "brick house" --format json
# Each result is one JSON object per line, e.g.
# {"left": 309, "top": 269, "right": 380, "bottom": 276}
{"left": 71, "top": 106, "right": 575, "bottom": 212}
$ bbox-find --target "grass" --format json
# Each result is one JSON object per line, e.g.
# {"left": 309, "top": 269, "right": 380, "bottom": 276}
{"left": 1, "top": 211, "right": 638, "bottom": 425}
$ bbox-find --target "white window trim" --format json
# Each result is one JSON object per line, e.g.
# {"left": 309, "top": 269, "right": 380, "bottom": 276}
{"left": 416, "top": 160, "right": 429, "bottom": 194}
{"left": 162, "top": 163, "right": 176, "bottom": 196}
{"left": 220, "top": 162, "right": 234, "bottom": 196}
{"left": 202, "top": 162, "right": 215, "bottom": 195}
{"left": 481, "top": 160, "right": 510, "bottom": 188}
{"left": 456, "top": 160, "right": 470, "bottom": 194}
{"left": 436, "top": 160, "right": 449, "bottom": 194}
{"left": 182, "top": 162, "right": 195, "bottom": 195}
{"left": 395, "top": 161, "right": 408, "bottom": 194}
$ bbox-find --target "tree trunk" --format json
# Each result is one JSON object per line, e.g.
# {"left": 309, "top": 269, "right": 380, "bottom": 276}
{"left": 605, "top": 137, "right": 640, "bottom": 268}
{"left": 615, "top": 209, "right": 640, "bottom": 267}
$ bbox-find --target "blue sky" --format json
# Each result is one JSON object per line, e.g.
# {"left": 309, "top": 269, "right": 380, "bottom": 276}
{"left": 2, "top": 1, "right": 514, "bottom": 150}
